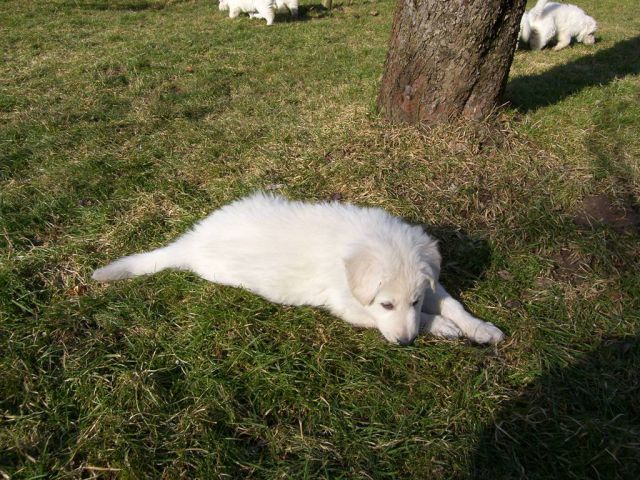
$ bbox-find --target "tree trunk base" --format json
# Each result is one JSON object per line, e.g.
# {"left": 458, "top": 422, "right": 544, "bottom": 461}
{"left": 378, "top": 0, "right": 526, "bottom": 126}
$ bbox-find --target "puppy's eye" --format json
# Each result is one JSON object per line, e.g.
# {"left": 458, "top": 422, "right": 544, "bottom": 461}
{"left": 380, "top": 302, "right": 395, "bottom": 310}
{"left": 411, "top": 300, "right": 419, "bottom": 307}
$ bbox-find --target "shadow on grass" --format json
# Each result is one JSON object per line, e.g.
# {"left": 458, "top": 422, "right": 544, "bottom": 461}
{"left": 506, "top": 36, "right": 640, "bottom": 112}
{"left": 62, "top": 0, "right": 178, "bottom": 10}
{"left": 285, "top": 4, "right": 332, "bottom": 22}
{"left": 428, "top": 226, "right": 492, "bottom": 296}
{"left": 472, "top": 336, "right": 640, "bottom": 479}
{"left": 583, "top": 86, "right": 640, "bottom": 234}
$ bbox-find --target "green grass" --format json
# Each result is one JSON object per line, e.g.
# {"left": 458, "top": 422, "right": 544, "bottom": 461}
{"left": 1, "top": 0, "right": 639, "bottom": 478}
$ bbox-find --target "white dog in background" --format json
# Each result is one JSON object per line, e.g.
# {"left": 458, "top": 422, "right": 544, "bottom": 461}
{"left": 519, "top": 0, "right": 597, "bottom": 51}
{"left": 249, "top": 0, "right": 298, "bottom": 21}
{"left": 93, "top": 193, "right": 504, "bottom": 346}
{"left": 218, "top": 0, "right": 298, "bottom": 26}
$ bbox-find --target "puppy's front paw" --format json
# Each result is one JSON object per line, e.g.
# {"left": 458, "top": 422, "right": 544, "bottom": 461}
{"left": 421, "top": 314, "right": 463, "bottom": 339}
{"left": 470, "top": 322, "right": 505, "bottom": 345}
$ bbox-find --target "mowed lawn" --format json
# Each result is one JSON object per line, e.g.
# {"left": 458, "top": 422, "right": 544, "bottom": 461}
{"left": 1, "top": 0, "right": 639, "bottom": 478}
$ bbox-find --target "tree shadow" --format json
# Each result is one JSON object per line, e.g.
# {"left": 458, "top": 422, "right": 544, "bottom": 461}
{"left": 506, "top": 36, "right": 640, "bottom": 112}
{"left": 580, "top": 85, "right": 640, "bottom": 235}
{"left": 472, "top": 336, "right": 640, "bottom": 479}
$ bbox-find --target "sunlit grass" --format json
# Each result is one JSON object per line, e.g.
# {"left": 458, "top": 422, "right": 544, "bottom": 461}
{"left": 1, "top": 0, "right": 638, "bottom": 478}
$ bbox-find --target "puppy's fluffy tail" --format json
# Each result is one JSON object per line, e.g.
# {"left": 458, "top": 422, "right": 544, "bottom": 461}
{"left": 92, "top": 245, "right": 185, "bottom": 282}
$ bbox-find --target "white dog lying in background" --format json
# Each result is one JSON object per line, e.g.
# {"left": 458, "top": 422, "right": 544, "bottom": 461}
{"left": 93, "top": 193, "right": 504, "bottom": 346}
{"left": 218, "top": 0, "right": 298, "bottom": 26}
{"left": 519, "top": 0, "right": 597, "bottom": 51}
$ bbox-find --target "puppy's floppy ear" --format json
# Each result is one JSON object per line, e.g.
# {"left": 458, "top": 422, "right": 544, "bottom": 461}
{"left": 344, "top": 249, "right": 384, "bottom": 306}
{"left": 422, "top": 264, "right": 439, "bottom": 293}
{"left": 418, "top": 236, "right": 441, "bottom": 293}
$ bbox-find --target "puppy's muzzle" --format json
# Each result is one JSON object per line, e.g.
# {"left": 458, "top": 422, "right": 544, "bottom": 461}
{"left": 397, "top": 336, "right": 417, "bottom": 347}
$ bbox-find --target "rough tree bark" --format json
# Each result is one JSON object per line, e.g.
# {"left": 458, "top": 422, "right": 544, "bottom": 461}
{"left": 378, "top": 0, "right": 526, "bottom": 125}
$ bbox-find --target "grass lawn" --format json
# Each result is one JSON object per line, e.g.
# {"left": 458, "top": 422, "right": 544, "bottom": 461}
{"left": 1, "top": 0, "right": 639, "bottom": 478}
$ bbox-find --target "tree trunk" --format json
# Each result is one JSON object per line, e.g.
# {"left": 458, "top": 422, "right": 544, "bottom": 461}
{"left": 378, "top": 0, "right": 526, "bottom": 125}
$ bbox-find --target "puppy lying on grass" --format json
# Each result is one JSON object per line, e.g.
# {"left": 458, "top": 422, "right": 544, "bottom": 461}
{"left": 219, "top": 0, "right": 298, "bottom": 26}
{"left": 519, "top": 0, "right": 597, "bottom": 51}
{"left": 93, "top": 193, "right": 505, "bottom": 346}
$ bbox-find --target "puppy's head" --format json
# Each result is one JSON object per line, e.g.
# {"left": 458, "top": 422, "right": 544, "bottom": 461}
{"left": 579, "top": 19, "right": 597, "bottom": 45}
{"left": 344, "top": 230, "right": 441, "bottom": 345}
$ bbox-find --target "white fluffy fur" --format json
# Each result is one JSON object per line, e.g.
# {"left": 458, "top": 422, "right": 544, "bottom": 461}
{"left": 218, "top": 0, "right": 298, "bottom": 26}
{"left": 93, "top": 193, "right": 504, "bottom": 345}
{"left": 519, "top": 0, "right": 597, "bottom": 51}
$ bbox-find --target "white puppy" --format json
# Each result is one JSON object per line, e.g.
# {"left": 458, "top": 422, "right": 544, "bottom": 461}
{"left": 519, "top": 0, "right": 597, "bottom": 51}
{"left": 249, "top": 0, "right": 298, "bottom": 21}
{"left": 218, "top": 0, "right": 298, "bottom": 26}
{"left": 93, "top": 193, "right": 504, "bottom": 346}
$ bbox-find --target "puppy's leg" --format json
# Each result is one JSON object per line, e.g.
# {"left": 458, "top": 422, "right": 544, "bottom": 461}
{"left": 421, "top": 313, "right": 463, "bottom": 339}
{"left": 229, "top": 7, "right": 241, "bottom": 19}
{"left": 553, "top": 32, "right": 572, "bottom": 51}
{"left": 256, "top": 5, "right": 275, "bottom": 25}
{"left": 423, "top": 283, "right": 505, "bottom": 344}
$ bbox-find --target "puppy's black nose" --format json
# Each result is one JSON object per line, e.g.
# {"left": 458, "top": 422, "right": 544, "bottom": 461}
{"left": 398, "top": 337, "right": 416, "bottom": 347}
